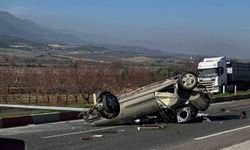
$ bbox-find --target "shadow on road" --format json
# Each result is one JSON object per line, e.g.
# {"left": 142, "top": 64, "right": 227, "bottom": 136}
{"left": 193, "top": 115, "right": 240, "bottom": 123}
{"left": 208, "top": 115, "right": 240, "bottom": 121}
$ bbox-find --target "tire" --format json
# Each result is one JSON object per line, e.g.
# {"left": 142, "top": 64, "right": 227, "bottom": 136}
{"left": 102, "top": 93, "right": 120, "bottom": 114}
{"left": 96, "top": 91, "right": 120, "bottom": 119}
{"left": 177, "top": 72, "right": 198, "bottom": 91}
{"left": 96, "top": 91, "right": 111, "bottom": 102}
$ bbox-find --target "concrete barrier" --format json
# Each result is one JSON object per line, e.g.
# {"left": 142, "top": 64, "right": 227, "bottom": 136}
{"left": 59, "top": 112, "right": 80, "bottom": 121}
{"left": 2, "top": 116, "right": 33, "bottom": 128}
{"left": 0, "top": 111, "right": 82, "bottom": 129}
{"left": 32, "top": 113, "right": 60, "bottom": 124}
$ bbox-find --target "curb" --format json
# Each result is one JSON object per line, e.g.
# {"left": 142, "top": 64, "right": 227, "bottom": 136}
{"left": 0, "top": 111, "right": 81, "bottom": 129}
{"left": 0, "top": 119, "right": 2, "bottom": 128}
{"left": 2, "top": 116, "right": 33, "bottom": 128}
{"left": 32, "top": 113, "right": 60, "bottom": 124}
{"left": 60, "top": 112, "right": 80, "bottom": 121}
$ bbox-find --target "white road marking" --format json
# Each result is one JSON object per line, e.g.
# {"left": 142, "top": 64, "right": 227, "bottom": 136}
{"left": 195, "top": 125, "right": 250, "bottom": 141}
{"left": 42, "top": 126, "right": 124, "bottom": 139}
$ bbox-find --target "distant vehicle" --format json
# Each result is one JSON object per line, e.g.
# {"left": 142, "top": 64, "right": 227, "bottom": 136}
{"left": 0, "top": 72, "right": 210, "bottom": 126}
{"left": 83, "top": 72, "right": 210, "bottom": 126}
{"left": 198, "top": 56, "right": 250, "bottom": 93}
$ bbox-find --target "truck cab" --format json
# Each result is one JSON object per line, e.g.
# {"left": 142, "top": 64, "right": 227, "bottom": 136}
{"left": 197, "top": 56, "right": 227, "bottom": 93}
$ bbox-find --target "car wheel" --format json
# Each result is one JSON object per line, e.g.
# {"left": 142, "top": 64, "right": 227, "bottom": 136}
{"left": 96, "top": 91, "right": 120, "bottom": 119}
{"left": 178, "top": 72, "right": 198, "bottom": 91}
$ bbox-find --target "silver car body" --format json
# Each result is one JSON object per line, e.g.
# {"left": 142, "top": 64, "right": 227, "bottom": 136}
{"left": 85, "top": 78, "right": 210, "bottom": 126}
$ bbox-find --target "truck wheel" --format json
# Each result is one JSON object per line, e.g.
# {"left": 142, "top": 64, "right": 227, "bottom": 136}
{"left": 178, "top": 72, "right": 198, "bottom": 91}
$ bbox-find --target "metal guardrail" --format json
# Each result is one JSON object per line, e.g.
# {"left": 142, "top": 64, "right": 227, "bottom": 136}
{"left": 0, "top": 104, "right": 86, "bottom": 112}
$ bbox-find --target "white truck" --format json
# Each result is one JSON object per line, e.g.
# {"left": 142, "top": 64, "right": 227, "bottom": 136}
{"left": 198, "top": 56, "right": 250, "bottom": 93}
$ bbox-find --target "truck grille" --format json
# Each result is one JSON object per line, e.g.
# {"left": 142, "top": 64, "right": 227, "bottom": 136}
{"left": 198, "top": 81, "right": 214, "bottom": 91}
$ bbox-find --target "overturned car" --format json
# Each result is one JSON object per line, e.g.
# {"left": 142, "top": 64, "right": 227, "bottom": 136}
{"left": 82, "top": 72, "right": 211, "bottom": 126}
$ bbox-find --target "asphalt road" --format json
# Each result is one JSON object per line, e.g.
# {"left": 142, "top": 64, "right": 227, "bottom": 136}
{"left": 1, "top": 99, "right": 250, "bottom": 150}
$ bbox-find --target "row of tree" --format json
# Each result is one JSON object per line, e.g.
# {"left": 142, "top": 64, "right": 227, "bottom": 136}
{"left": 0, "top": 62, "right": 197, "bottom": 105}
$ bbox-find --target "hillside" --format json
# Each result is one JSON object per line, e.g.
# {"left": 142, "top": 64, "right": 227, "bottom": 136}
{"left": 0, "top": 11, "right": 205, "bottom": 65}
{"left": 0, "top": 35, "right": 194, "bottom": 66}
{"left": 0, "top": 11, "right": 83, "bottom": 44}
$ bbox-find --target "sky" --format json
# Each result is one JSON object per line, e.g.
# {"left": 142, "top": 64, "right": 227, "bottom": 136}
{"left": 0, "top": 0, "right": 250, "bottom": 56}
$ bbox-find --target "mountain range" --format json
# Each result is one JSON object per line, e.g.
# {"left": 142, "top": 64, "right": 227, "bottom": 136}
{"left": 0, "top": 11, "right": 85, "bottom": 44}
{"left": 0, "top": 10, "right": 249, "bottom": 59}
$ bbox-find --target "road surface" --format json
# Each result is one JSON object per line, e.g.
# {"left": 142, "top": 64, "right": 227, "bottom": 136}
{"left": 1, "top": 99, "right": 250, "bottom": 150}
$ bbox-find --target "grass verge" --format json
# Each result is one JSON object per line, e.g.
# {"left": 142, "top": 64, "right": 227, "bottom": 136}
{"left": 212, "top": 90, "right": 250, "bottom": 98}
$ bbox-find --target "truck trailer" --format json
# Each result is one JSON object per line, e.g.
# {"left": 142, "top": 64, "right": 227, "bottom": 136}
{"left": 198, "top": 56, "right": 250, "bottom": 93}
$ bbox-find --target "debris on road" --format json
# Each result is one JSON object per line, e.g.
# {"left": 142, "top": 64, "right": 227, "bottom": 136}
{"left": 92, "top": 134, "right": 104, "bottom": 138}
{"left": 142, "top": 124, "right": 166, "bottom": 128}
{"left": 197, "top": 113, "right": 209, "bottom": 117}
{"left": 80, "top": 134, "right": 104, "bottom": 141}
{"left": 92, "top": 129, "right": 126, "bottom": 134}
{"left": 117, "top": 129, "right": 126, "bottom": 133}
{"left": 202, "top": 117, "right": 211, "bottom": 123}
{"left": 240, "top": 111, "right": 247, "bottom": 119}
{"left": 80, "top": 136, "right": 92, "bottom": 140}
{"left": 137, "top": 126, "right": 160, "bottom": 131}
{"left": 137, "top": 124, "right": 167, "bottom": 131}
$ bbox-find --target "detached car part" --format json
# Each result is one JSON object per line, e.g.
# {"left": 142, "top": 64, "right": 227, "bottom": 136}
{"left": 83, "top": 72, "right": 211, "bottom": 126}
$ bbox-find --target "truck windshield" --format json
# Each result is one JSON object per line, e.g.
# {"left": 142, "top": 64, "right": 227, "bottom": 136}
{"left": 198, "top": 68, "right": 218, "bottom": 77}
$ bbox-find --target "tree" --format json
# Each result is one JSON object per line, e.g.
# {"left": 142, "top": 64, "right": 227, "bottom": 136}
{"left": 0, "top": 68, "right": 15, "bottom": 103}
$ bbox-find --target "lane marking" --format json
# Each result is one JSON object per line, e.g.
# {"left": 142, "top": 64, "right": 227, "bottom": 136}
{"left": 42, "top": 126, "right": 124, "bottom": 139}
{"left": 195, "top": 125, "right": 250, "bottom": 141}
